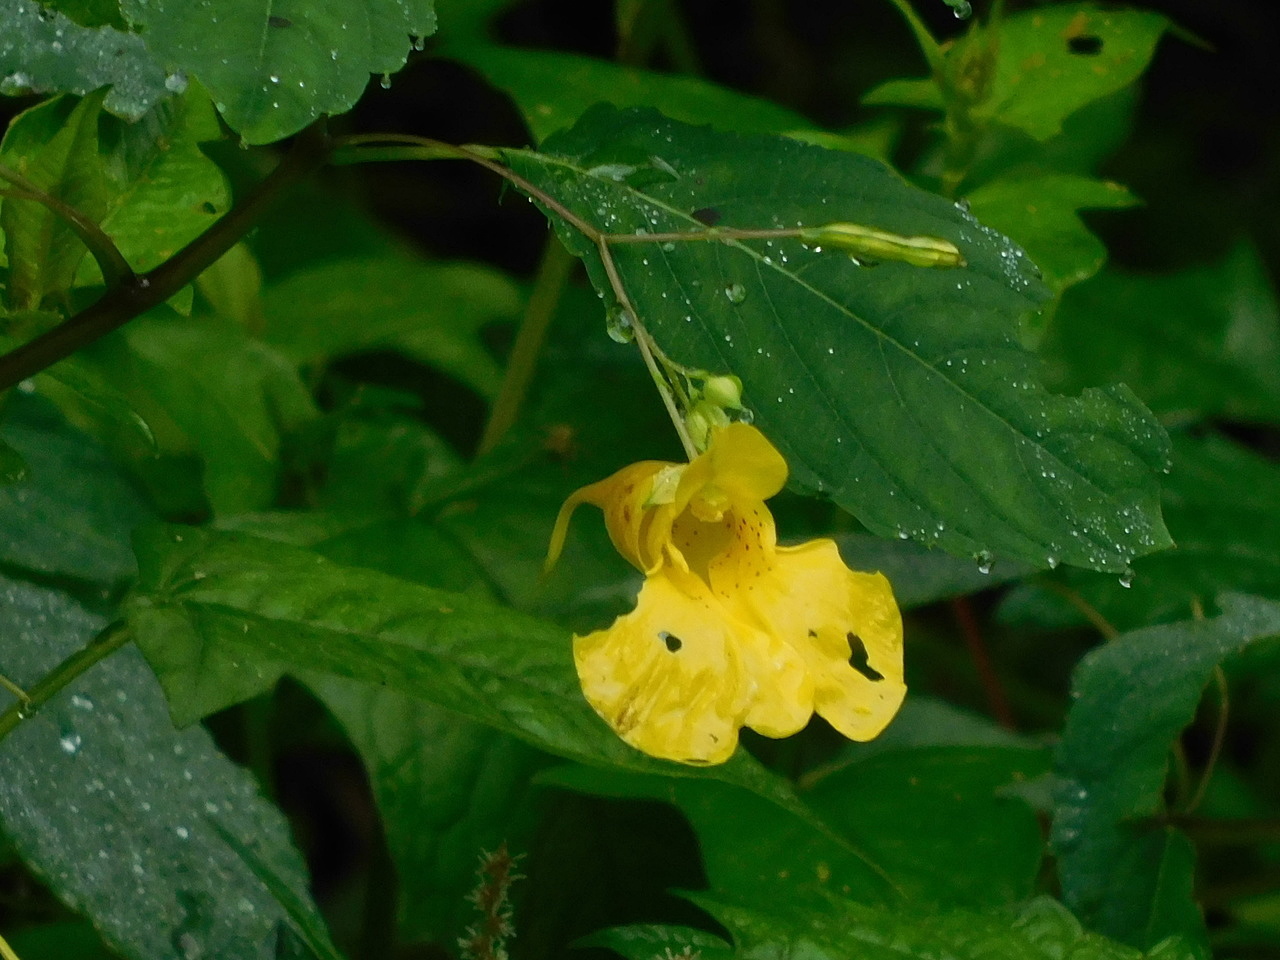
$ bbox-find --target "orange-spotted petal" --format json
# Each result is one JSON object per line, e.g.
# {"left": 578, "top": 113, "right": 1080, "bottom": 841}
{"left": 546, "top": 460, "right": 670, "bottom": 573}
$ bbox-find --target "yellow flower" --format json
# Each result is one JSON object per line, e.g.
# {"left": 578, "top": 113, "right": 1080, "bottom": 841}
{"left": 548, "top": 423, "right": 906, "bottom": 765}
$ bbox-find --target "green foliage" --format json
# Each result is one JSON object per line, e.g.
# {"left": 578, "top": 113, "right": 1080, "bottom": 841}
{"left": 511, "top": 106, "right": 1169, "bottom": 572}
{"left": 0, "top": 1, "right": 1276, "bottom": 959}
{"left": 1054, "top": 596, "right": 1280, "bottom": 954}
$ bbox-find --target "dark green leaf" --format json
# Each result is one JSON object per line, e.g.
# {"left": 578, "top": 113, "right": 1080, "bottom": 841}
{"left": 38, "top": 0, "right": 127, "bottom": 29}
{"left": 0, "top": 0, "right": 170, "bottom": 119}
{"left": 981, "top": 4, "right": 1170, "bottom": 141}
{"left": 125, "top": 524, "right": 812, "bottom": 816}
{"left": 117, "top": 0, "right": 437, "bottom": 144}
{"left": 835, "top": 532, "right": 1031, "bottom": 609}
{"left": 577, "top": 924, "right": 733, "bottom": 960}
{"left": 507, "top": 105, "right": 1171, "bottom": 573}
{"left": 444, "top": 43, "right": 811, "bottom": 143}
{"left": 1043, "top": 245, "right": 1280, "bottom": 424}
{"left": 0, "top": 393, "right": 150, "bottom": 586}
{"left": 0, "top": 575, "right": 340, "bottom": 960}
{"left": 261, "top": 257, "right": 520, "bottom": 399}
{"left": 1038, "top": 431, "right": 1280, "bottom": 632}
{"left": 543, "top": 741, "right": 1046, "bottom": 909}
{"left": 966, "top": 172, "right": 1138, "bottom": 297}
{"left": 1053, "top": 594, "right": 1280, "bottom": 952}
{"left": 690, "top": 892, "right": 1190, "bottom": 960}
{"left": 305, "top": 679, "right": 547, "bottom": 945}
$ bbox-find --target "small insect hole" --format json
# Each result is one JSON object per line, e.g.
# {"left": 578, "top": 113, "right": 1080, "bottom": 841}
{"left": 846, "top": 632, "right": 884, "bottom": 681}
{"left": 1067, "top": 34, "right": 1103, "bottom": 55}
{"left": 659, "top": 631, "right": 683, "bottom": 652}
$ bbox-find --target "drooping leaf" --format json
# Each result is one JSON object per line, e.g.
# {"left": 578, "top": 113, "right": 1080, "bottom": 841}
{"left": 1043, "top": 245, "right": 1280, "bottom": 425}
{"left": 117, "top": 0, "right": 437, "bottom": 144}
{"left": 1053, "top": 594, "right": 1280, "bottom": 953}
{"left": 506, "top": 105, "right": 1171, "bottom": 573}
{"left": 0, "top": 392, "right": 150, "bottom": 586}
{"left": 125, "top": 524, "right": 812, "bottom": 816}
{"left": 261, "top": 257, "right": 521, "bottom": 399}
{"left": 0, "top": 575, "right": 340, "bottom": 960}
{"left": 965, "top": 172, "right": 1139, "bottom": 298}
{"left": 0, "top": 0, "right": 170, "bottom": 120}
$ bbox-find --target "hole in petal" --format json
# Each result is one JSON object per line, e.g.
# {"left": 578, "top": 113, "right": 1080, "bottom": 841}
{"left": 658, "top": 631, "right": 683, "bottom": 653}
{"left": 846, "top": 632, "right": 884, "bottom": 681}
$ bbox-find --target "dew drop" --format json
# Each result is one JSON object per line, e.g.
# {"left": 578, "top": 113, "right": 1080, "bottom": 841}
{"left": 723, "top": 283, "right": 747, "bottom": 304}
{"left": 379, "top": 73, "right": 392, "bottom": 89}
{"left": 605, "top": 306, "right": 635, "bottom": 343}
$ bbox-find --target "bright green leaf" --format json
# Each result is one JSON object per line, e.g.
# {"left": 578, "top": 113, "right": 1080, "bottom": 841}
{"left": 261, "top": 257, "right": 520, "bottom": 399}
{"left": 982, "top": 4, "right": 1170, "bottom": 141}
{"left": 125, "top": 524, "right": 814, "bottom": 816}
{"left": 0, "top": 0, "right": 170, "bottom": 119}
{"left": 0, "top": 575, "right": 340, "bottom": 960}
{"left": 1043, "top": 245, "right": 1280, "bottom": 424}
{"left": 0, "top": 90, "right": 230, "bottom": 309}
{"left": 0, "top": 93, "right": 107, "bottom": 310}
{"left": 1054, "top": 594, "right": 1280, "bottom": 952}
{"left": 507, "top": 105, "right": 1172, "bottom": 573}
{"left": 966, "top": 172, "right": 1139, "bottom": 297}
{"left": 74, "top": 89, "right": 231, "bottom": 282}
{"left": 38, "top": 0, "right": 127, "bottom": 29}
{"left": 117, "top": 0, "right": 437, "bottom": 144}
{"left": 862, "top": 76, "right": 944, "bottom": 111}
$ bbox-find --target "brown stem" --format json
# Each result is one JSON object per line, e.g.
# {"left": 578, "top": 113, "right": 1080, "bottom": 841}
{"left": 951, "top": 595, "right": 1016, "bottom": 730}
{"left": 0, "top": 123, "right": 332, "bottom": 392}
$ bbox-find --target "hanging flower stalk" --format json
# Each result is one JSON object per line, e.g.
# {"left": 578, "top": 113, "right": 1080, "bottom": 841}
{"left": 548, "top": 422, "right": 906, "bottom": 765}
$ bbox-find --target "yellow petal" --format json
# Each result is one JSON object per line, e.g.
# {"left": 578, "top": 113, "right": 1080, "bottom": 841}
{"left": 546, "top": 460, "right": 669, "bottom": 573}
{"left": 573, "top": 564, "right": 752, "bottom": 764}
{"left": 704, "top": 422, "right": 789, "bottom": 504}
{"left": 737, "top": 539, "right": 906, "bottom": 741}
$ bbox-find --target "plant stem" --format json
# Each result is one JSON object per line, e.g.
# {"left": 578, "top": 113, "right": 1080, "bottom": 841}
{"left": 0, "top": 931, "right": 23, "bottom": 960}
{"left": 478, "top": 238, "right": 576, "bottom": 455}
{"left": 0, "top": 123, "right": 332, "bottom": 392}
{"left": 0, "top": 623, "right": 131, "bottom": 745}
{"left": 595, "top": 237, "right": 697, "bottom": 458}
{"left": 0, "top": 164, "right": 134, "bottom": 288}
{"left": 1183, "top": 666, "right": 1229, "bottom": 814}
{"left": 884, "top": 0, "right": 944, "bottom": 74}
{"left": 951, "top": 596, "right": 1015, "bottom": 729}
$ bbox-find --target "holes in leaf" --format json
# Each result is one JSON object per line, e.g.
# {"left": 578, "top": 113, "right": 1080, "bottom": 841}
{"left": 1067, "top": 34, "right": 1103, "bottom": 55}
{"left": 692, "top": 206, "right": 722, "bottom": 226}
{"left": 846, "top": 632, "right": 883, "bottom": 681}
{"left": 658, "top": 631, "right": 683, "bottom": 653}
